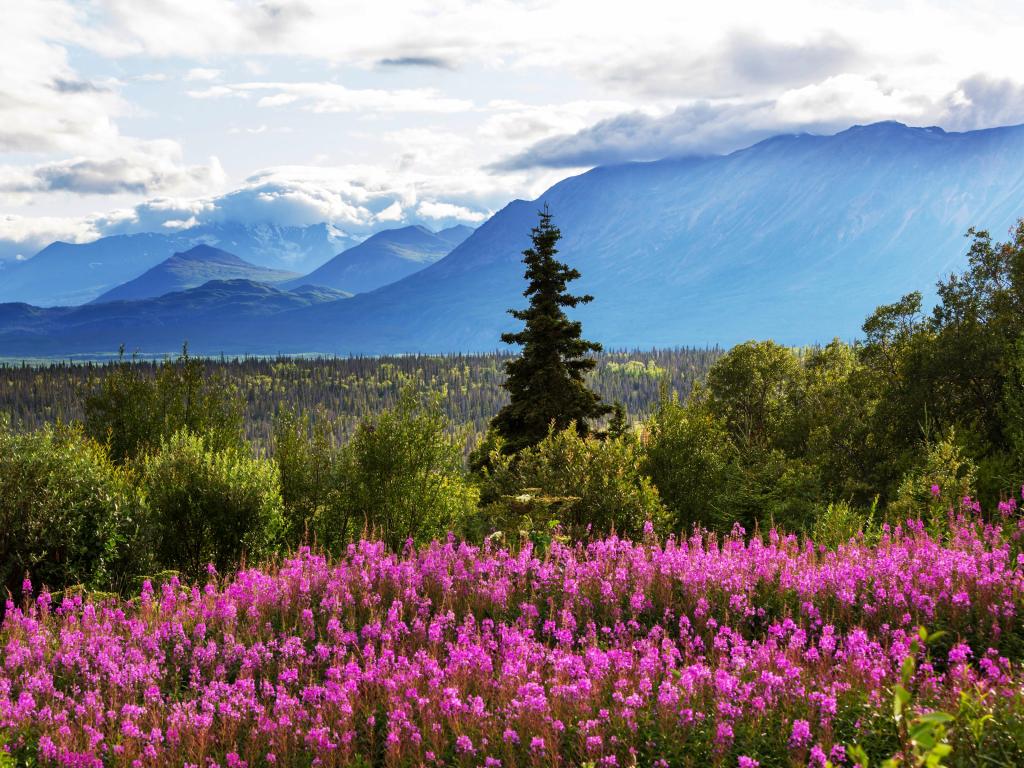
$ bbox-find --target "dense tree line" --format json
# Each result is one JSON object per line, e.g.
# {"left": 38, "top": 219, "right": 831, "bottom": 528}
{"left": 0, "top": 348, "right": 719, "bottom": 452}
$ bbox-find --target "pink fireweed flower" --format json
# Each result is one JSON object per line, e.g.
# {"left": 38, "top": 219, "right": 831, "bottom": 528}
{"left": 0, "top": 524, "right": 1021, "bottom": 767}
{"left": 949, "top": 643, "right": 973, "bottom": 664}
{"left": 930, "top": 484, "right": 941, "bottom": 497}
{"left": 715, "top": 722, "right": 734, "bottom": 748}
{"left": 790, "top": 719, "right": 812, "bottom": 748}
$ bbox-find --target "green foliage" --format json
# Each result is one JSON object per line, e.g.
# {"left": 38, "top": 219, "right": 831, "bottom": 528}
{"left": 341, "top": 387, "right": 478, "bottom": 551}
{"left": 791, "top": 341, "right": 879, "bottom": 501}
{"left": 606, "top": 359, "right": 666, "bottom": 378}
{"left": 705, "top": 340, "right": 801, "bottom": 451}
{"left": 606, "top": 401, "right": 628, "bottom": 440}
{"left": 491, "top": 206, "right": 611, "bottom": 454}
{"left": 477, "top": 424, "right": 668, "bottom": 540}
{"left": 719, "top": 448, "right": 823, "bottom": 534}
{"left": 273, "top": 405, "right": 351, "bottom": 549}
{"left": 0, "top": 416, "right": 142, "bottom": 604}
{"left": 83, "top": 345, "right": 244, "bottom": 463}
{"left": 141, "top": 429, "right": 283, "bottom": 578}
{"left": 996, "top": 336, "right": 1024, "bottom": 484}
{"left": 856, "top": 222, "right": 1024, "bottom": 505}
{"left": 2, "top": 349, "right": 720, "bottom": 456}
{"left": 811, "top": 499, "right": 877, "bottom": 549}
{"left": 642, "top": 388, "right": 731, "bottom": 531}
{"left": 889, "top": 431, "right": 977, "bottom": 524}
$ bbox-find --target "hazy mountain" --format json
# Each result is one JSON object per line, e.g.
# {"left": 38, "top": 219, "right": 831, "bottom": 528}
{"left": 289, "top": 224, "right": 473, "bottom": 293}
{"left": 0, "top": 280, "right": 350, "bottom": 357}
{"left": 4, "top": 122, "right": 1024, "bottom": 357}
{"left": 434, "top": 225, "right": 476, "bottom": 248}
{"left": 260, "top": 121, "right": 1024, "bottom": 354}
{"left": 93, "top": 245, "right": 300, "bottom": 303}
{"left": 0, "top": 222, "right": 355, "bottom": 307}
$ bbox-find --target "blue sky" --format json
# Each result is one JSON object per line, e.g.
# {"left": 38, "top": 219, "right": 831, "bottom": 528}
{"left": 2, "top": 0, "right": 1024, "bottom": 261}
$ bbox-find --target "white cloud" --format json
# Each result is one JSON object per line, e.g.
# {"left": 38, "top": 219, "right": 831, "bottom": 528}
{"left": 188, "top": 81, "right": 473, "bottom": 114}
{"left": 375, "top": 201, "right": 404, "bottom": 222}
{"left": 496, "top": 73, "right": 1024, "bottom": 169}
{"left": 0, "top": 142, "right": 225, "bottom": 195}
{"left": 0, "top": 2, "right": 124, "bottom": 154}
{"left": 416, "top": 201, "right": 488, "bottom": 223}
{"left": 7, "top": 0, "right": 1024, "bottom": 265}
{"left": 0, "top": 213, "right": 100, "bottom": 261}
{"left": 0, "top": 162, "right": 496, "bottom": 260}
{"left": 185, "top": 67, "right": 222, "bottom": 81}
{"left": 186, "top": 85, "right": 235, "bottom": 99}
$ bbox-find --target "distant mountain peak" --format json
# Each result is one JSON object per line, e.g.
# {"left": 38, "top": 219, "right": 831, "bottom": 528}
{"left": 287, "top": 223, "right": 473, "bottom": 294}
{"left": 92, "top": 247, "right": 300, "bottom": 304}
{"left": 172, "top": 244, "right": 247, "bottom": 265}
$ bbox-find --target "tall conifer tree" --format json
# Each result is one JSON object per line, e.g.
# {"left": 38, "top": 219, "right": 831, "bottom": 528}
{"left": 491, "top": 205, "right": 610, "bottom": 453}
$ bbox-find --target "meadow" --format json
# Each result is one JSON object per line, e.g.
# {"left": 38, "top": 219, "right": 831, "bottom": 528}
{"left": 2, "top": 502, "right": 1023, "bottom": 768}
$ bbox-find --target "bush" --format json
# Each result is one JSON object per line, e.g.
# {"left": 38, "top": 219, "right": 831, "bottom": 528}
{"left": 477, "top": 425, "right": 668, "bottom": 541}
{"left": 0, "top": 417, "right": 142, "bottom": 606}
{"left": 642, "top": 388, "right": 731, "bottom": 531}
{"left": 273, "top": 406, "right": 352, "bottom": 549}
{"left": 811, "top": 499, "right": 877, "bottom": 549}
{"left": 715, "top": 448, "right": 822, "bottom": 534}
{"left": 84, "top": 346, "right": 244, "bottom": 464}
{"left": 141, "top": 430, "right": 283, "bottom": 577}
{"left": 340, "top": 388, "right": 477, "bottom": 551}
{"left": 889, "top": 430, "right": 976, "bottom": 524}
{"left": 705, "top": 340, "right": 801, "bottom": 451}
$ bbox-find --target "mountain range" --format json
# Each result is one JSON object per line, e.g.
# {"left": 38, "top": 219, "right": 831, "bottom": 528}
{"left": 0, "top": 280, "right": 349, "bottom": 357}
{"left": 0, "top": 221, "right": 354, "bottom": 307}
{"left": 3, "top": 121, "right": 1024, "bottom": 356}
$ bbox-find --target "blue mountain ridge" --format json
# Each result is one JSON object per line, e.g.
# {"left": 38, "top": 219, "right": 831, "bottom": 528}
{"left": 0, "top": 280, "right": 350, "bottom": 357}
{"left": 2, "top": 121, "right": 1024, "bottom": 356}
{"left": 92, "top": 245, "right": 301, "bottom": 303}
{"left": 0, "top": 222, "right": 355, "bottom": 307}
{"left": 240, "top": 121, "right": 1024, "bottom": 354}
{"left": 286, "top": 224, "right": 473, "bottom": 294}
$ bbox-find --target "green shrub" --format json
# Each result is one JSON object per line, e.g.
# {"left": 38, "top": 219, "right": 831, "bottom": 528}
{"left": 84, "top": 346, "right": 244, "bottom": 464}
{"left": 477, "top": 425, "right": 668, "bottom": 541}
{"left": 811, "top": 499, "right": 878, "bottom": 549}
{"left": 642, "top": 389, "right": 731, "bottom": 531}
{"left": 141, "top": 429, "right": 283, "bottom": 577}
{"left": 0, "top": 417, "right": 143, "bottom": 604}
{"left": 705, "top": 340, "right": 801, "bottom": 451}
{"left": 340, "top": 388, "right": 477, "bottom": 551}
{"left": 714, "top": 448, "right": 822, "bottom": 534}
{"left": 273, "top": 406, "right": 352, "bottom": 549}
{"left": 889, "top": 430, "right": 976, "bottom": 523}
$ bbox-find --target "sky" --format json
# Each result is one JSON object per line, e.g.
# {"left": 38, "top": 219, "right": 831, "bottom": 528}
{"left": 2, "top": 0, "right": 1024, "bottom": 261}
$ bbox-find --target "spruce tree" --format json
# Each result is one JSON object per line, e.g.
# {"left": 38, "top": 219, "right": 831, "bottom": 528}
{"left": 490, "top": 205, "right": 611, "bottom": 454}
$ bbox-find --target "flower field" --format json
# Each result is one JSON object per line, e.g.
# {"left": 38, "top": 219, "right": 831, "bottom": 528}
{"left": 2, "top": 514, "right": 1024, "bottom": 767}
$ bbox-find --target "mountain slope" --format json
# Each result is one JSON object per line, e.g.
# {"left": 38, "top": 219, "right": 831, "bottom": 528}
{"left": 0, "top": 222, "right": 355, "bottom": 307}
{"left": 4, "top": 121, "right": 1024, "bottom": 356}
{"left": 435, "top": 225, "right": 476, "bottom": 248}
{"left": 0, "top": 280, "right": 350, "bottom": 357}
{"left": 262, "top": 121, "right": 1024, "bottom": 354}
{"left": 93, "top": 245, "right": 300, "bottom": 303}
{"left": 288, "top": 225, "right": 472, "bottom": 293}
